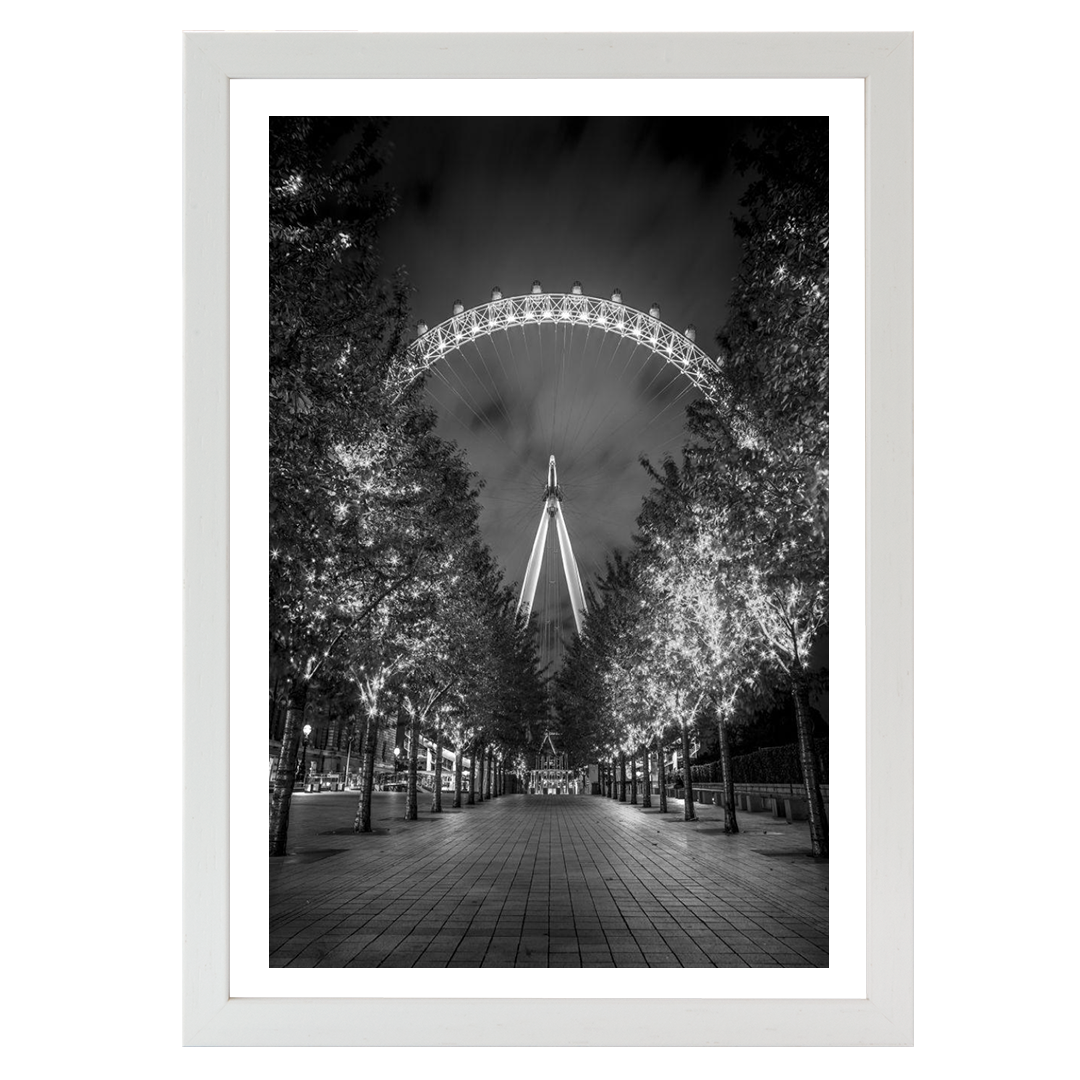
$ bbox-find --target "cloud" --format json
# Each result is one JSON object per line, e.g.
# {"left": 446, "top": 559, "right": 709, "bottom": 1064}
{"left": 379, "top": 116, "right": 750, "bottom": 666}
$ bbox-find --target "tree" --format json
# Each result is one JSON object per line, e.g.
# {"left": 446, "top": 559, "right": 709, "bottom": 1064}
{"left": 636, "top": 458, "right": 769, "bottom": 834}
{"left": 635, "top": 586, "right": 709, "bottom": 823}
{"left": 348, "top": 648, "right": 401, "bottom": 834}
{"left": 393, "top": 538, "right": 533, "bottom": 821}
{"left": 555, "top": 553, "right": 640, "bottom": 790}
{"left": 483, "top": 600, "right": 546, "bottom": 790}
{"left": 268, "top": 117, "right": 514, "bottom": 854}
{"left": 269, "top": 117, "right": 414, "bottom": 856}
{"left": 717, "top": 116, "right": 829, "bottom": 521}
{"left": 662, "top": 117, "right": 830, "bottom": 854}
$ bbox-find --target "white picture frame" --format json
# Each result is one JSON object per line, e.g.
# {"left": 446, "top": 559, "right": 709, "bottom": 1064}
{"left": 183, "top": 31, "right": 912, "bottom": 1046}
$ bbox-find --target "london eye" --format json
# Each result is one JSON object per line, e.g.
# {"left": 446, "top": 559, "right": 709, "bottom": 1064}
{"left": 392, "top": 281, "right": 727, "bottom": 676}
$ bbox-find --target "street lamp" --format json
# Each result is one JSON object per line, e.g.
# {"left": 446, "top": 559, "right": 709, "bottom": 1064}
{"left": 299, "top": 723, "right": 312, "bottom": 786}
{"left": 393, "top": 745, "right": 401, "bottom": 784}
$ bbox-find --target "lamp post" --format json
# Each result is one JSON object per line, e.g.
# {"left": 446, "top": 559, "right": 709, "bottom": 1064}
{"left": 299, "top": 723, "right": 312, "bottom": 786}
{"left": 393, "top": 745, "right": 401, "bottom": 786}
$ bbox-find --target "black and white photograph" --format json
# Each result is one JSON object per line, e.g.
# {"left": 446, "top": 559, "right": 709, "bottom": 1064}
{"left": 268, "top": 114, "right": 830, "bottom": 969}
{"left": 15, "top": 0, "right": 1080, "bottom": 1064}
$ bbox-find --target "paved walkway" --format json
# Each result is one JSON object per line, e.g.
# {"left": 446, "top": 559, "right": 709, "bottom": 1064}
{"left": 270, "top": 792, "right": 828, "bottom": 968}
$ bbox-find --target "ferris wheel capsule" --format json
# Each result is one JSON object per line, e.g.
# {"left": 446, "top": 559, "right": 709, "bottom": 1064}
{"left": 684, "top": 324, "right": 697, "bottom": 342}
{"left": 491, "top": 286, "right": 503, "bottom": 300}
{"left": 649, "top": 303, "right": 661, "bottom": 319}
{"left": 415, "top": 320, "right": 428, "bottom": 337}
{"left": 571, "top": 281, "right": 583, "bottom": 295}
{"left": 452, "top": 299, "right": 464, "bottom": 315}
{"left": 531, "top": 280, "right": 543, "bottom": 294}
{"left": 611, "top": 288, "right": 622, "bottom": 303}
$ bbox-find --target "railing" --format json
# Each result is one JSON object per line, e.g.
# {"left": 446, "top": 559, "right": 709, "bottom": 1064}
{"left": 666, "top": 781, "right": 830, "bottom": 824}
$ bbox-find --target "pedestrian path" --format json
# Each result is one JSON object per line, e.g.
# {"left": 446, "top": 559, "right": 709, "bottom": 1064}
{"left": 269, "top": 792, "right": 828, "bottom": 968}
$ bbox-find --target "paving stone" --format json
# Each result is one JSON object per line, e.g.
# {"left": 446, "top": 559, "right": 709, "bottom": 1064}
{"left": 270, "top": 792, "right": 827, "bottom": 969}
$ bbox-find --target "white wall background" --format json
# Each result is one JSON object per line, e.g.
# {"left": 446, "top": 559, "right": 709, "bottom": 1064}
{"left": 3, "top": 2, "right": 1073, "bottom": 1074}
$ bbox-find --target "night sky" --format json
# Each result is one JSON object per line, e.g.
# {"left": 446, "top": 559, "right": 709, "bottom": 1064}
{"left": 375, "top": 116, "right": 754, "bottom": 670}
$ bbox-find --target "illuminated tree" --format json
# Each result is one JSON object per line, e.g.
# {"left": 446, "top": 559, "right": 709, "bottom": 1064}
{"left": 601, "top": 660, "right": 637, "bottom": 805}
{"left": 552, "top": 629, "right": 606, "bottom": 773}
{"left": 486, "top": 604, "right": 547, "bottom": 789}
{"left": 393, "top": 540, "right": 541, "bottom": 820}
{"left": 428, "top": 579, "right": 540, "bottom": 810}
{"left": 396, "top": 544, "right": 485, "bottom": 822}
{"left": 348, "top": 652, "right": 400, "bottom": 833}
{"left": 632, "top": 585, "right": 709, "bottom": 823}
{"left": 637, "top": 470, "right": 765, "bottom": 834}
{"left": 554, "top": 553, "right": 641, "bottom": 791}
{"left": 267, "top": 117, "right": 530, "bottom": 854}
{"left": 629, "top": 117, "right": 831, "bottom": 854}
{"left": 444, "top": 706, "right": 480, "bottom": 809}
{"left": 269, "top": 401, "right": 485, "bottom": 852}
{"left": 268, "top": 117, "right": 416, "bottom": 856}
{"left": 676, "top": 395, "right": 828, "bottom": 854}
{"left": 555, "top": 552, "right": 683, "bottom": 813}
{"left": 715, "top": 116, "right": 829, "bottom": 539}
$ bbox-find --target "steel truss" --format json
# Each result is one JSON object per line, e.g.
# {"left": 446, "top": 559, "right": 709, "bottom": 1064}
{"left": 391, "top": 293, "right": 726, "bottom": 403}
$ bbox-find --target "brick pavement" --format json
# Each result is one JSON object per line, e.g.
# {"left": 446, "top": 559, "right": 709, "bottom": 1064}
{"left": 269, "top": 792, "right": 828, "bottom": 968}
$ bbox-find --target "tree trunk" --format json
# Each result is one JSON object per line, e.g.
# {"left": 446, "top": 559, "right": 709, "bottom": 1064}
{"left": 467, "top": 742, "right": 477, "bottom": 805}
{"left": 680, "top": 723, "right": 696, "bottom": 821}
{"left": 405, "top": 709, "right": 421, "bottom": 821}
{"left": 342, "top": 717, "right": 356, "bottom": 790}
{"left": 618, "top": 751, "right": 627, "bottom": 802}
{"left": 453, "top": 741, "right": 464, "bottom": 808}
{"left": 353, "top": 715, "right": 376, "bottom": 833}
{"left": 656, "top": 737, "right": 667, "bottom": 813}
{"left": 269, "top": 681, "right": 307, "bottom": 856}
{"left": 431, "top": 723, "right": 444, "bottom": 812}
{"left": 717, "top": 717, "right": 739, "bottom": 834}
{"left": 476, "top": 742, "right": 485, "bottom": 802}
{"left": 484, "top": 746, "right": 493, "bottom": 799}
{"left": 641, "top": 743, "right": 652, "bottom": 808}
{"left": 630, "top": 752, "right": 637, "bottom": 805}
{"left": 793, "top": 671, "right": 829, "bottom": 857}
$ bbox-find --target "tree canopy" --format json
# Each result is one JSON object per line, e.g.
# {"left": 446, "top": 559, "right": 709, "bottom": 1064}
{"left": 553, "top": 118, "right": 831, "bottom": 852}
{"left": 269, "top": 117, "right": 543, "bottom": 854}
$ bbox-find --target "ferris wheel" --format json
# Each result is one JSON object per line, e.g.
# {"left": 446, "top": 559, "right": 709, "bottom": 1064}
{"left": 390, "top": 280, "right": 725, "bottom": 675}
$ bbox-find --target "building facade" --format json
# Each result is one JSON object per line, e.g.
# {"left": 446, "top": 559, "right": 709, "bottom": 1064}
{"left": 527, "top": 731, "right": 583, "bottom": 795}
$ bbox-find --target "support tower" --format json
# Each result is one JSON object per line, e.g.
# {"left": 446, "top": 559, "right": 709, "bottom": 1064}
{"left": 517, "top": 455, "right": 587, "bottom": 636}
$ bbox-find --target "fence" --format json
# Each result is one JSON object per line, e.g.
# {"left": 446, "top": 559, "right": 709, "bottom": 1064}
{"left": 678, "top": 739, "right": 829, "bottom": 788}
